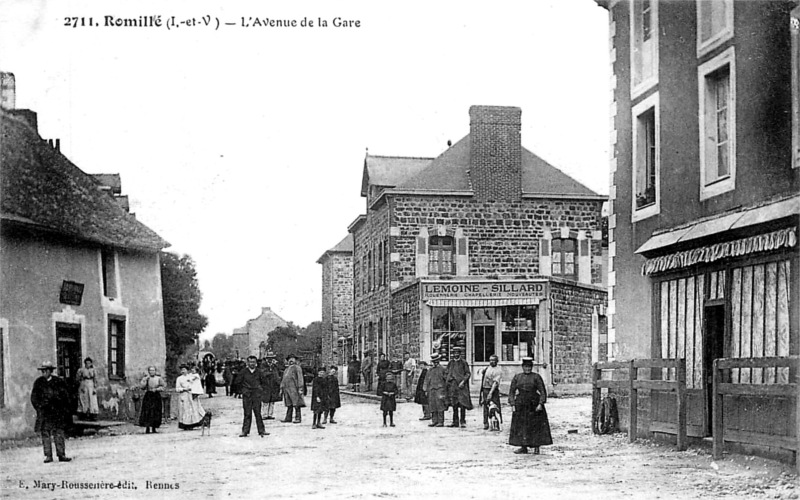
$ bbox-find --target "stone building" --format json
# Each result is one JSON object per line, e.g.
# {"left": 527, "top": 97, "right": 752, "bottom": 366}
{"left": 232, "top": 307, "right": 289, "bottom": 358}
{"left": 348, "top": 105, "right": 608, "bottom": 394}
{"left": 597, "top": 0, "right": 799, "bottom": 460}
{"left": 0, "top": 103, "right": 169, "bottom": 437}
{"left": 317, "top": 234, "right": 354, "bottom": 369}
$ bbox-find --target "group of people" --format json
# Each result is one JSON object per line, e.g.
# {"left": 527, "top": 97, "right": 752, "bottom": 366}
{"left": 346, "top": 351, "right": 419, "bottom": 400}
{"left": 31, "top": 348, "right": 553, "bottom": 464}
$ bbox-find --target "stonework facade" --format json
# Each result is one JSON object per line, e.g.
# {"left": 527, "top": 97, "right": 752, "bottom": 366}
{"left": 233, "top": 307, "right": 288, "bottom": 358}
{"left": 345, "top": 105, "right": 607, "bottom": 393}
{"left": 318, "top": 235, "right": 354, "bottom": 368}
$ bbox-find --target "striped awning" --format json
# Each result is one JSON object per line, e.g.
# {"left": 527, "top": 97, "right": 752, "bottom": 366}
{"left": 425, "top": 297, "right": 540, "bottom": 307}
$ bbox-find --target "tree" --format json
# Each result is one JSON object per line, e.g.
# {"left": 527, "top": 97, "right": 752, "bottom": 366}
{"left": 161, "top": 252, "right": 208, "bottom": 383}
{"left": 210, "top": 333, "right": 235, "bottom": 360}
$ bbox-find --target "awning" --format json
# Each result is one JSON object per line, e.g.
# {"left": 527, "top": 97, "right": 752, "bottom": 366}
{"left": 636, "top": 195, "right": 800, "bottom": 255}
{"left": 425, "top": 297, "right": 540, "bottom": 307}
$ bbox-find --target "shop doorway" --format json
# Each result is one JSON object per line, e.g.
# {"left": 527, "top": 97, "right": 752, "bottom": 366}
{"left": 472, "top": 308, "right": 496, "bottom": 363}
{"left": 703, "top": 305, "right": 725, "bottom": 435}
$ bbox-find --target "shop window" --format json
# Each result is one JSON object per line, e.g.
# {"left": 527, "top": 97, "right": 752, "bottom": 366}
{"left": 551, "top": 238, "right": 577, "bottom": 280}
{"left": 108, "top": 316, "right": 126, "bottom": 378}
{"left": 697, "top": 0, "right": 733, "bottom": 57}
{"left": 699, "top": 47, "right": 735, "bottom": 200}
{"left": 101, "top": 247, "right": 117, "bottom": 299}
{"left": 501, "top": 305, "right": 536, "bottom": 362}
{"left": 632, "top": 93, "right": 660, "bottom": 221}
{"left": 630, "top": 0, "right": 658, "bottom": 97}
{"left": 431, "top": 307, "right": 466, "bottom": 361}
{"left": 429, "top": 236, "right": 455, "bottom": 275}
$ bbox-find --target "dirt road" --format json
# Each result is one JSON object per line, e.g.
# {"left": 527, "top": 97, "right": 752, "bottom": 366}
{"left": 1, "top": 394, "right": 796, "bottom": 499}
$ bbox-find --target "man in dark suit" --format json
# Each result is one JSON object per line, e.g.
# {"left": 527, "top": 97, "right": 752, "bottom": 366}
{"left": 234, "top": 356, "right": 269, "bottom": 437}
{"left": 30, "top": 361, "right": 72, "bottom": 463}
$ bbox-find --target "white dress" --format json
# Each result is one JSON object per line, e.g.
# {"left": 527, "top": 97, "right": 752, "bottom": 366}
{"left": 176, "top": 374, "right": 205, "bottom": 429}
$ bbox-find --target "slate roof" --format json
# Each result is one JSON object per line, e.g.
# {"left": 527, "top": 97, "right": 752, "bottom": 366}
{"left": 316, "top": 233, "right": 354, "bottom": 263}
{"left": 0, "top": 108, "right": 169, "bottom": 251}
{"left": 361, "top": 154, "right": 433, "bottom": 196}
{"left": 393, "top": 135, "right": 603, "bottom": 199}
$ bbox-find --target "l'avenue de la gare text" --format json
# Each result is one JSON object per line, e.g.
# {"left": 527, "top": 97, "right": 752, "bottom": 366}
{"left": 94, "top": 15, "right": 361, "bottom": 28}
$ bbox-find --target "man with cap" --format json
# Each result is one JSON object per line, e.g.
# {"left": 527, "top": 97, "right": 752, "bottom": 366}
{"left": 360, "top": 351, "right": 374, "bottom": 393}
{"left": 30, "top": 361, "right": 72, "bottom": 463}
{"left": 261, "top": 352, "right": 282, "bottom": 420}
{"left": 422, "top": 353, "right": 448, "bottom": 427}
{"left": 280, "top": 354, "right": 305, "bottom": 423}
{"left": 233, "top": 355, "right": 269, "bottom": 437}
{"left": 446, "top": 347, "right": 473, "bottom": 427}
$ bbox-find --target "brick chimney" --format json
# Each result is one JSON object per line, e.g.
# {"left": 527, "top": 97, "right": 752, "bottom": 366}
{"left": 1, "top": 72, "right": 15, "bottom": 110}
{"left": 468, "top": 105, "right": 522, "bottom": 202}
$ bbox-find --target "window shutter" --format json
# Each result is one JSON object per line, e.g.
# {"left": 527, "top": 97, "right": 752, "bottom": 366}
{"left": 580, "top": 239, "right": 590, "bottom": 257}
{"left": 540, "top": 239, "right": 550, "bottom": 257}
{"left": 417, "top": 236, "right": 427, "bottom": 254}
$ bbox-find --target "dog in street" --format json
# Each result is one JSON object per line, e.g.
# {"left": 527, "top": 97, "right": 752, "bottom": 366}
{"left": 488, "top": 401, "right": 502, "bottom": 431}
{"left": 200, "top": 411, "right": 213, "bottom": 436}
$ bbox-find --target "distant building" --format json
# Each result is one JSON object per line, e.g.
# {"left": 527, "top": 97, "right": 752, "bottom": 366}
{"left": 597, "top": 0, "right": 799, "bottom": 459}
{"left": 0, "top": 103, "right": 169, "bottom": 437}
{"left": 233, "top": 307, "right": 289, "bottom": 358}
{"left": 317, "top": 234, "right": 354, "bottom": 369}
{"left": 347, "top": 105, "right": 608, "bottom": 394}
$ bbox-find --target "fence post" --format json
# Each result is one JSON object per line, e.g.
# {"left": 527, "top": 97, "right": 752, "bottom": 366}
{"left": 629, "top": 359, "right": 637, "bottom": 443}
{"left": 712, "top": 358, "right": 723, "bottom": 460}
{"left": 591, "top": 362, "right": 600, "bottom": 435}
{"left": 676, "top": 358, "right": 687, "bottom": 451}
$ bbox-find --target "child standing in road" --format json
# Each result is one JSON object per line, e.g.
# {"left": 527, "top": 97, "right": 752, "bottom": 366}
{"left": 311, "top": 367, "right": 329, "bottom": 429}
{"left": 381, "top": 372, "right": 398, "bottom": 427}
{"left": 323, "top": 366, "right": 341, "bottom": 425}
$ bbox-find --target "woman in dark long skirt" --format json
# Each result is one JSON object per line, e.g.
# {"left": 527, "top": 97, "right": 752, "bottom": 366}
{"left": 139, "top": 366, "right": 165, "bottom": 434}
{"left": 508, "top": 357, "right": 552, "bottom": 454}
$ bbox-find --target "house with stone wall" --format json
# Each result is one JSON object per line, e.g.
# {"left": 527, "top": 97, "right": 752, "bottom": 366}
{"left": 348, "top": 105, "right": 608, "bottom": 394}
{"left": 317, "top": 235, "right": 354, "bottom": 371}
{"left": 0, "top": 102, "right": 169, "bottom": 438}
{"left": 596, "top": 0, "right": 799, "bottom": 462}
{"left": 233, "top": 307, "right": 289, "bottom": 358}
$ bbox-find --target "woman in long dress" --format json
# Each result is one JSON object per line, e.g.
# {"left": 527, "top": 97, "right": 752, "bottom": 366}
{"left": 176, "top": 365, "right": 206, "bottom": 430}
{"left": 76, "top": 357, "right": 99, "bottom": 421}
{"left": 508, "top": 357, "right": 553, "bottom": 454}
{"left": 139, "top": 366, "right": 165, "bottom": 433}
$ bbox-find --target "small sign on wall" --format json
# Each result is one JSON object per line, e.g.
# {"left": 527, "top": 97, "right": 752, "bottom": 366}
{"left": 59, "top": 280, "right": 84, "bottom": 306}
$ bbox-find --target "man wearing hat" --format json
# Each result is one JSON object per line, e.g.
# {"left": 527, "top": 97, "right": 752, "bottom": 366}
{"left": 422, "top": 353, "right": 448, "bottom": 427}
{"left": 446, "top": 347, "right": 473, "bottom": 427}
{"left": 260, "top": 352, "right": 282, "bottom": 420}
{"left": 279, "top": 354, "right": 305, "bottom": 423}
{"left": 30, "top": 361, "right": 72, "bottom": 463}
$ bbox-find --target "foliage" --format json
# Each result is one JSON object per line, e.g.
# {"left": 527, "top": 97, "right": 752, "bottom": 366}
{"left": 161, "top": 252, "right": 208, "bottom": 383}
{"left": 210, "top": 333, "right": 236, "bottom": 360}
{"left": 263, "top": 322, "right": 322, "bottom": 368}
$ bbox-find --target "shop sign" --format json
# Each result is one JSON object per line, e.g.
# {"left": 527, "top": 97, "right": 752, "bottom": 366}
{"left": 421, "top": 281, "right": 547, "bottom": 300}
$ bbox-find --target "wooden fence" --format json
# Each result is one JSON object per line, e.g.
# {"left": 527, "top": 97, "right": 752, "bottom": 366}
{"left": 592, "top": 358, "right": 687, "bottom": 451}
{"left": 712, "top": 356, "right": 799, "bottom": 473}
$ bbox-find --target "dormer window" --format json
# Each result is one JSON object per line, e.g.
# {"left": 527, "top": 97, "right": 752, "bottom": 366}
{"left": 429, "top": 236, "right": 455, "bottom": 275}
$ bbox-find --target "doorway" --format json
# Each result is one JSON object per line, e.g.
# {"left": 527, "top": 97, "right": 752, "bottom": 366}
{"left": 56, "top": 322, "right": 82, "bottom": 417}
{"left": 703, "top": 305, "right": 725, "bottom": 435}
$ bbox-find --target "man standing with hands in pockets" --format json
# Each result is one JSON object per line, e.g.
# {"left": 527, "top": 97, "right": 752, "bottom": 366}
{"left": 234, "top": 355, "right": 269, "bottom": 437}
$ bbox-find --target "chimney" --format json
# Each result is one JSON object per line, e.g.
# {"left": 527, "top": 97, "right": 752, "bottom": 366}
{"left": 0, "top": 72, "right": 15, "bottom": 110}
{"left": 468, "top": 105, "right": 522, "bottom": 202}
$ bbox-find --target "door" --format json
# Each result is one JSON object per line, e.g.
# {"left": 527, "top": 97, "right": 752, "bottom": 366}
{"left": 56, "top": 322, "right": 81, "bottom": 416}
{"left": 703, "top": 305, "right": 725, "bottom": 435}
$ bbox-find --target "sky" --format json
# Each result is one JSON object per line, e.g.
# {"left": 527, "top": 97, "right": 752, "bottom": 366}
{"left": 1, "top": 0, "right": 611, "bottom": 341}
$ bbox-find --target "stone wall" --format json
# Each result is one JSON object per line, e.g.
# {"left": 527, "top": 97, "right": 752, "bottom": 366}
{"left": 389, "top": 196, "right": 603, "bottom": 285}
{"left": 320, "top": 251, "right": 353, "bottom": 367}
{"left": 389, "top": 284, "right": 421, "bottom": 361}
{"left": 549, "top": 279, "right": 607, "bottom": 388}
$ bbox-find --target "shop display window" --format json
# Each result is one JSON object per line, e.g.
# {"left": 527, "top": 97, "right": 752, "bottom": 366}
{"left": 500, "top": 305, "right": 536, "bottom": 362}
{"left": 432, "top": 307, "right": 466, "bottom": 361}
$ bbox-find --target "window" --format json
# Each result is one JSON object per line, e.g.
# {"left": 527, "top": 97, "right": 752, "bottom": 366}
{"left": 697, "top": 0, "right": 733, "bottom": 56}
{"left": 383, "top": 240, "right": 389, "bottom": 285}
{"left": 431, "top": 307, "right": 466, "bottom": 361}
{"left": 108, "top": 316, "right": 126, "bottom": 378}
{"left": 792, "top": 6, "right": 800, "bottom": 168}
{"left": 473, "top": 308, "right": 496, "bottom": 363}
{"left": 367, "top": 249, "right": 373, "bottom": 292}
{"left": 500, "top": 305, "right": 536, "bottom": 362}
{"left": 551, "top": 238, "right": 577, "bottom": 280}
{"left": 630, "top": 0, "right": 658, "bottom": 96}
{"left": 101, "top": 248, "right": 117, "bottom": 299}
{"left": 632, "top": 93, "right": 660, "bottom": 220}
{"left": 429, "top": 236, "right": 455, "bottom": 275}
{"left": 699, "top": 47, "right": 736, "bottom": 200}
